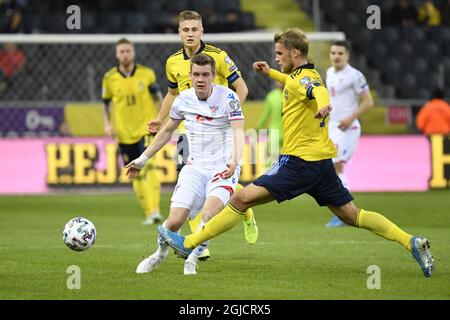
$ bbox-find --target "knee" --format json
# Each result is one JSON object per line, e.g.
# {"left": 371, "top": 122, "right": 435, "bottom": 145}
{"left": 230, "top": 193, "right": 250, "bottom": 212}
{"left": 165, "top": 216, "right": 184, "bottom": 231}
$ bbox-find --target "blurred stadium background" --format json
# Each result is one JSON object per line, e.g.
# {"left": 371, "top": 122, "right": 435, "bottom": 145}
{"left": 1, "top": 0, "right": 450, "bottom": 300}
{"left": 1, "top": 0, "right": 449, "bottom": 192}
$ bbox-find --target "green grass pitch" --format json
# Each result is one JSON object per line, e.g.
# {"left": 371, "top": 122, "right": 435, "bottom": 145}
{"left": 0, "top": 191, "right": 449, "bottom": 300}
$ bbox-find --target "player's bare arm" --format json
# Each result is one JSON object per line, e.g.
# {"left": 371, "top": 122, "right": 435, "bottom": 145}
{"left": 103, "top": 100, "right": 114, "bottom": 137}
{"left": 127, "top": 118, "right": 182, "bottom": 178}
{"left": 338, "top": 90, "right": 374, "bottom": 130}
{"left": 231, "top": 77, "right": 248, "bottom": 104}
{"left": 223, "top": 119, "right": 245, "bottom": 179}
{"left": 147, "top": 87, "right": 179, "bottom": 134}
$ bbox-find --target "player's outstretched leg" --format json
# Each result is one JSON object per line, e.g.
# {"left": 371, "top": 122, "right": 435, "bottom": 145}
{"left": 333, "top": 204, "right": 435, "bottom": 277}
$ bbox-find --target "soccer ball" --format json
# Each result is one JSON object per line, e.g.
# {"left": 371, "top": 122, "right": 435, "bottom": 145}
{"left": 62, "top": 217, "right": 96, "bottom": 251}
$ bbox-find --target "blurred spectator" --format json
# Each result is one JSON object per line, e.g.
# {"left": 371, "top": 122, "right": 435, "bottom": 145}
{"left": 390, "top": 0, "right": 418, "bottom": 27}
{"left": 416, "top": 88, "right": 450, "bottom": 135}
{"left": 418, "top": 0, "right": 442, "bottom": 26}
{"left": 222, "top": 10, "right": 241, "bottom": 32}
{"left": 439, "top": 0, "right": 450, "bottom": 25}
{"left": 201, "top": 6, "right": 220, "bottom": 33}
{"left": 0, "top": 0, "right": 27, "bottom": 33}
{"left": 0, "top": 42, "right": 26, "bottom": 92}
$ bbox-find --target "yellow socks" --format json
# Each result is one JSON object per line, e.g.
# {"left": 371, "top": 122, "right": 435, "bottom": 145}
{"left": 132, "top": 160, "right": 161, "bottom": 218}
{"left": 188, "top": 210, "right": 203, "bottom": 233}
{"left": 235, "top": 184, "right": 253, "bottom": 222}
{"left": 185, "top": 204, "right": 245, "bottom": 248}
{"left": 146, "top": 164, "right": 161, "bottom": 214}
{"left": 357, "top": 209, "right": 412, "bottom": 251}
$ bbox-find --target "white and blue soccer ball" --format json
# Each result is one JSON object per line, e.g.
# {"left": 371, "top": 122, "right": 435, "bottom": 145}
{"left": 62, "top": 217, "right": 96, "bottom": 251}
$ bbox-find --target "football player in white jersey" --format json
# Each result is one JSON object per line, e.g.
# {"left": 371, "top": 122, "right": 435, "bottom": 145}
{"left": 325, "top": 40, "right": 374, "bottom": 227}
{"left": 125, "top": 53, "right": 245, "bottom": 275}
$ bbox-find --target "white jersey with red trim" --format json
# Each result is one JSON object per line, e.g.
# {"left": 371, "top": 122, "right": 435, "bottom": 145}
{"left": 326, "top": 64, "right": 369, "bottom": 128}
{"left": 170, "top": 84, "right": 243, "bottom": 166}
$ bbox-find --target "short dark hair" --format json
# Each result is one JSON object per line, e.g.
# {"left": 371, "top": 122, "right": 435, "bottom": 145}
{"left": 116, "top": 38, "right": 133, "bottom": 46}
{"left": 332, "top": 40, "right": 350, "bottom": 51}
{"left": 190, "top": 53, "right": 216, "bottom": 72}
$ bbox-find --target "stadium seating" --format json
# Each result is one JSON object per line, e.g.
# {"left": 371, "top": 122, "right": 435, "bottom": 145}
{"left": 14, "top": 0, "right": 256, "bottom": 34}
{"left": 318, "top": 0, "right": 449, "bottom": 99}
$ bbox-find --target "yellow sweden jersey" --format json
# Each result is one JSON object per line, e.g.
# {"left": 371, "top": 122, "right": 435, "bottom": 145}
{"left": 165, "top": 41, "right": 241, "bottom": 92}
{"left": 281, "top": 63, "right": 337, "bottom": 161}
{"left": 102, "top": 64, "right": 159, "bottom": 144}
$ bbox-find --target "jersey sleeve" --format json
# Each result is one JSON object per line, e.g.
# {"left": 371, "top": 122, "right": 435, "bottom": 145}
{"left": 101, "top": 75, "right": 112, "bottom": 101}
{"left": 299, "top": 73, "right": 330, "bottom": 110}
{"left": 352, "top": 71, "right": 369, "bottom": 95}
{"left": 169, "top": 97, "right": 184, "bottom": 120}
{"left": 226, "top": 92, "right": 244, "bottom": 121}
{"left": 166, "top": 58, "right": 178, "bottom": 89}
{"left": 217, "top": 50, "right": 241, "bottom": 84}
{"left": 147, "top": 69, "right": 161, "bottom": 95}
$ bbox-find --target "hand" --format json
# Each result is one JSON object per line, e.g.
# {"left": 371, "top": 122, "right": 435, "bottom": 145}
{"left": 252, "top": 61, "right": 270, "bottom": 76}
{"left": 147, "top": 118, "right": 162, "bottom": 135}
{"left": 338, "top": 115, "right": 355, "bottom": 131}
{"left": 125, "top": 161, "right": 142, "bottom": 179}
{"left": 104, "top": 121, "right": 114, "bottom": 137}
{"left": 124, "top": 154, "right": 149, "bottom": 179}
{"left": 222, "top": 162, "right": 237, "bottom": 179}
{"left": 315, "top": 105, "right": 332, "bottom": 119}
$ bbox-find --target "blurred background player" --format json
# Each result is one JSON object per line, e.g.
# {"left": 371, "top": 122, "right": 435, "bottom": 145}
{"left": 127, "top": 54, "right": 246, "bottom": 275}
{"left": 325, "top": 40, "right": 374, "bottom": 228}
{"left": 257, "top": 81, "right": 284, "bottom": 169}
{"left": 146, "top": 10, "right": 258, "bottom": 260}
{"left": 102, "top": 38, "right": 164, "bottom": 225}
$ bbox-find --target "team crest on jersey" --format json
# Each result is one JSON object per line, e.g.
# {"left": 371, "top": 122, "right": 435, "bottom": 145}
{"left": 138, "top": 81, "right": 145, "bottom": 91}
{"left": 299, "top": 76, "right": 311, "bottom": 86}
{"left": 229, "top": 100, "right": 241, "bottom": 111}
{"left": 209, "top": 105, "right": 218, "bottom": 115}
{"left": 224, "top": 55, "right": 233, "bottom": 65}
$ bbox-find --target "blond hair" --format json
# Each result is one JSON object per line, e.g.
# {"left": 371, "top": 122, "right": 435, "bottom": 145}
{"left": 274, "top": 28, "right": 309, "bottom": 57}
{"left": 179, "top": 10, "right": 202, "bottom": 23}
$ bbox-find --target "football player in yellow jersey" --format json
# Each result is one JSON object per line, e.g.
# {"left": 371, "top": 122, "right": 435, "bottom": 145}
{"left": 159, "top": 28, "right": 435, "bottom": 278}
{"left": 102, "top": 38, "right": 164, "bottom": 226}
{"left": 146, "top": 11, "right": 258, "bottom": 261}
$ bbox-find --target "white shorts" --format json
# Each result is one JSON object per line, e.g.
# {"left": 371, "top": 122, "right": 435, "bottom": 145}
{"left": 328, "top": 121, "right": 361, "bottom": 164}
{"left": 171, "top": 163, "right": 241, "bottom": 219}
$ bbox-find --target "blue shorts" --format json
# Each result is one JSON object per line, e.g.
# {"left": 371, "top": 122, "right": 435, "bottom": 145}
{"left": 253, "top": 155, "right": 353, "bottom": 207}
{"left": 118, "top": 137, "right": 146, "bottom": 165}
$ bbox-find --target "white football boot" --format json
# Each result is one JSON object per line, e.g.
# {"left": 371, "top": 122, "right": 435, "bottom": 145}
{"left": 136, "top": 250, "right": 168, "bottom": 273}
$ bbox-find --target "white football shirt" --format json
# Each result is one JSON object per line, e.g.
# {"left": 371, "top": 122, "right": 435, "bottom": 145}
{"left": 170, "top": 84, "right": 244, "bottom": 166}
{"left": 326, "top": 64, "right": 369, "bottom": 127}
